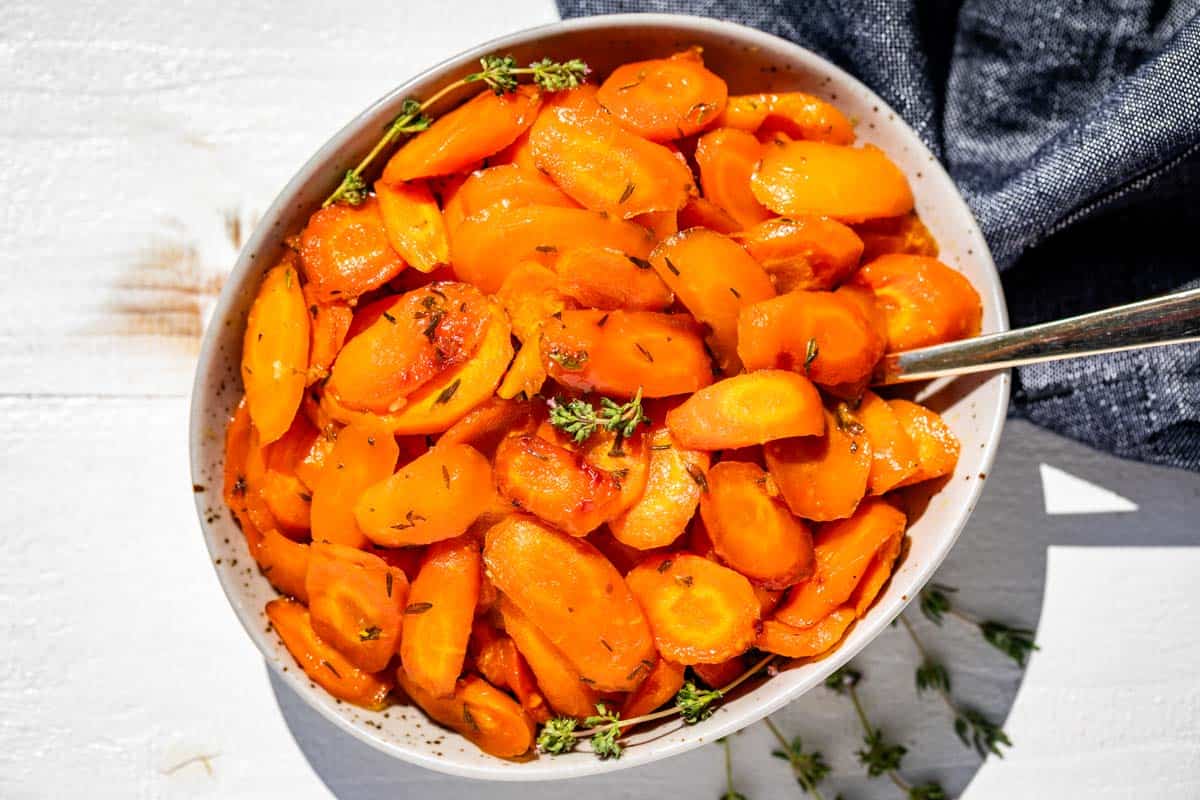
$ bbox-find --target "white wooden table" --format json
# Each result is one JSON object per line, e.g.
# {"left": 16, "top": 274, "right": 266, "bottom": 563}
{"left": 3, "top": 3, "right": 1199, "bottom": 797}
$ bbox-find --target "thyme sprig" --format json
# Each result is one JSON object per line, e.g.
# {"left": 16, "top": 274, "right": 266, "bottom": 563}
{"left": 763, "top": 718, "right": 830, "bottom": 799}
{"left": 919, "top": 584, "right": 1038, "bottom": 667}
{"left": 547, "top": 388, "right": 649, "bottom": 444}
{"left": 719, "top": 737, "right": 749, "bottom": 800}
{"left": 324, "top": 54, "right": 589, "bottom": 206}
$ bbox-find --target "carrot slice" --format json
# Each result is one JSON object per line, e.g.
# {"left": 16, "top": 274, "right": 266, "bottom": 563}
{"left": 699, "top": 461, "right": 815, "bottom": 589}
{"left": 483, "top": 516, "right": 656, "bottom": 691}
{"left": 375, "top": 180, "right": 449, "bottom": 272}
{"left": 676, "top": 195, "right": 742, "bottom": 235}
{"left": 889, "top": 399, "right": 962, "bottom": 487}
{"left": 259, "top": 413, "right": 319, "bottom": 534}
{"left": 400, "top": 535, "right": 481, "bottom": 698}
{"left": 327, "top": 282, "right": 491, "bottom": 413}
{"left": 254, "top": 528, "right": 311, "bottom": 601}
{"left": 849, "top": 254, "right": 982, "bottom": 351}
{"left": 493, "top": 433, "right": 623, "bottom": 537}
{"left": 242, "top": 256, "right": 310, "bottom": 444}
{"left": 298, "top": 198, "right": 406, "bottom": 303}
{"left": 737, "top": 290, "right": 886, "bottom": 387}
{"left": 395, "top": 670, "right": 535, "bottom": 759}
{"left": 596, "top": 51, "right": 728, "bottom": 142}
{"left": 718, "top": 93, "right": 854, "bottom": 144}
{"left": 541, "top": 309, "right": 714, "bottom": 399}
{"left": 853, "top": 212, "right": 938, "bottom": 262}
{"left": 849, "top": 531, "right": 903, "bottom": 616}
{"left": 470, "top": 620, "right": 551, "bottom": 723}
{"left": 649, "top": 228, "right": 774, "bottom": 373}
{"left": 764, "top": 407, "right": 872, "bottom": 522}
{"left": 621, "top": 658, "right": 686, "bottom": 719}
{"left": 691, "top": 657, "right": 743, "bottom": 689}
{"left": 303, "top": 286, "right": 353, "bottom": 387}
{"left": 530, "top": 87, "right": 694, "bottom": 218}
{"left": 773, "top": 498, "right": 906, "bottom": 628}
{"left": 382, "top": 85, "right": 542, "bottom": 182}
{"left": 626, "top": 553, "right": 760, "bottom": 664}
{"left": 754, "top": 585, "right": 785, "bottom": 617}
{"left": 666, "top": 370, "right": 823, "bottom": 450}
{"left": 733, "top": 215, "right": 864, "bottom": 293}
{"left": 305, "top": 543, "right": 409, "bottom": 672}
{"left": 856, "top": 391, "right": 920, "bottom": 494}
{"left": 633, "top": 209, "right": 679, "bottom": 241}
{"left": 310, "top": 419, "right": 399, "bottom": 549}
{"left": 609, "top": 426, "right": 710, "bottom": 550}
{"left": 499, "top": 597, "right": 602, "bottom": 718}
{"left": 440, "top": 397, "right": 535, "bottom": 457}
{"left": 556, "top": 247, "right": 675, "bottom": 311}
{"left": 694, "top": 128, "right": 772, "bottom": 228}
{"left": 241, "top": 423, "right": 280, "bottom": 538}
{"left": 757, "top": 609, "right": 856, "bottom": 658}
{"left": 751, "top": 141, "right": 914, "bottom": 223}
{"left": 491, "top": 128, "right": 539, "bottom": 171}
{"left": 451, "top": 204, "right": 654, "bottom": 293}
{"left": 224, "top": 397, "right": 270, "bottom": 548}
{"left": 441, "top": 164, "right": 576, "bottom": 237}
{"left": 583, "top": 428, "right": 652, "bottom": 518}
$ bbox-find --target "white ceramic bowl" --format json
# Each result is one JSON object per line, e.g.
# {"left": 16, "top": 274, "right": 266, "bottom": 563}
{"left": 189, "top": 13, "right": 1009, "bottom": 782}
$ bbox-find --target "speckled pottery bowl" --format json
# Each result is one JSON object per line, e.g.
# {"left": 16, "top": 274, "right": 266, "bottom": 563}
{"left": 189, "top": 13, "right": 1009, "bottom": 781}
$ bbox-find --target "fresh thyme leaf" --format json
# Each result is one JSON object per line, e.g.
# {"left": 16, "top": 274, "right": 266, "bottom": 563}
{"left": 322, "top": 660, "right": 342, "bottom": 679}
{"left": 329, "top": 170, "right": 368, "bottom": 207}
{"left": 385, "top": 572, "right": 393, "bottom": 597}
{"left": 618, "top": 181, "right": 636, "bottom": 204}
{"left": 537, "top": 717, "right": 579, "bottom": 754}
{"left": 823, "top": 666, "right": 860, "bottom": 694}
{"left": 404, "top": 602, "right": 434, "bottom": 615}
{"left": 675, "top": 681, "right": 722, "bottom": 723}
{"left": 857, "top": 726, "right": 907, "bottom": 777}
{"left": 584, "top": 703, "right": 623, "bottom": 760}
{"left": 435, "top": 378, "right": 462, "bottom": 405}
{"left": 908, "top": 783, "right": 948, "bottom": 800}
{"left": 597, "top": 388, "right": 649, "bottom": 439}
{"left": 548, "top": 349, "right": 589, "bottom": 370}
{"left": 528, "top": 57, "right": 589, "bottom": 91}
{"left": 549, "top": 396, "right": 601, "bottom": 443}
{"left": 664, "top": 256, "right": 681, "bottom": 276}
{"left": 627, "top": 255, "right": 653, "bottom": 270}
{"left": 634, "top": 342, "right": 654, "bottom": 362}
{"left": 804, "top": 337, "right": 819, "bottom": 372}
{"left": 382, "top": 311, "right": 397, "bottom": 323}
{"left": 954, "top": 707, "right": 1011, "bottom": 757}
{"left": 979, "top": 621, "right": 1038, "bottom": 667}
{"left": 729, "top": 286, "right": 741, "bottom": 298}
{"left": 422, "top": 310, "right": 444, "bottom": 340}
{"left": 358, "top": 626, "right": 382, "bottom": 642}
{"left": 550, "top": 389, "right": 648, "bottom": 444}
{"left": 685, "top": 464, "right": 709, "bottom": 492}
{"left": 771, "top": 733, "right": 831, "bottom": 795}
{"left": 915, "top": 660, "right": 951, "bottom": 694}
{"left": 918, "top": 583, "right": 956, "bottom": 625}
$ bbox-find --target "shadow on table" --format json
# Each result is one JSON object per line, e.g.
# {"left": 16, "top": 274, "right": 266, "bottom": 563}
{"left": 270, "top": 418, "right": 1200, "bottom": 799}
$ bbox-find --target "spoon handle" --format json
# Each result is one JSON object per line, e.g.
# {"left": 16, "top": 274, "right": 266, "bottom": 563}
{"left": 873, "top": 286, "right": 1200, "bottom": 385}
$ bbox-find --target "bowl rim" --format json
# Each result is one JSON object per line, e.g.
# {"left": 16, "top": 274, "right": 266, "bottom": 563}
{"left": 190, "top": 11, "right": 1010, "bottom": 782}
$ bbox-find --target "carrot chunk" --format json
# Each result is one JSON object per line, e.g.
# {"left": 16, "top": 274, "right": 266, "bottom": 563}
{"left": 718, "top": 93, "right": 854, "bottom": 144}
{"left": 632, "top": 209, "right": 679, "bottom": 241}
{"left": 440, "top": 397, "right": 535, "bottom": 457}
{"left": 499, "top": 598, "right": 601, "bottom": 718}
{"left": 849, "top": 531, "right": 903, "bottom": 616}
{"left": 666, "top": 371, "right": 824, "bottom": 450}
{"left": 259, "top": 413, "right": 319, "bottom": 534}
{"left": 375, "top": 180, "right": 450, "bottom": 272}
{"left": 395, "top": 670, "right": 535, "bottom": 759}
{"left": 694, "top": 128, "right": 772, "bottom": 228}
{"left": 597, "top": 51, "right": 728, "bottom": 142}
{"left": 626, "top": 553, "right": 760, "bottom": 664}
{"left": 677, "top": 195, "right": 743, "bottom": 235}
{"left": 621, "top": 658, "right": 686, "bottom": 719}
{"left": 757, "top": 608, "right": 856, "bottom": 658}
{"left": 470, "top": 619, "right": 551, "bottom": 723}
{"left": 254, "top": 528, "right": 311, "bottom": 601}
{"left": 609, "top": 426, "right": 710, "bottom": 550}
{"left": 556, "top": 247, "right": 675, "bottom": 311}
{"left": 849, "top": 254, "right": 982, "bottom": 351}
{"left": 856, "top": 390, "right": 920, "bottom": 494}
{"left": 303, "top": 286, "right": 353, "bottom": 386}
{"left": 298, "top": 198, "right": 406, "bottom": 303}
{"left": 764, "top": 407, "right": 873, "bottom": 522}
{"left": 853, "top": 212, "right": 938, "bottom": 262}
{"left": 732, "top": 215, "right": 864, "bottom": 293}
{"left": 441, "top": 163, "right": 576, "bottom": 237}
{"left": 242, "top": 256, "right": 310, "bottom": 444}
{"left": 224, "top": 397, "right": 272, "bottom": 548}
{"left": 889, "top": 399, "right": 961, "bottom": 487}
{"left": 310, "top": 419, "right": 399, "bottom": 549}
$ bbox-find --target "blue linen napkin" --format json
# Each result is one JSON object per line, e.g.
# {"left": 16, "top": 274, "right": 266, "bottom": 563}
{"left": 555, "top": 0, "right": 1200, "bottom": 470}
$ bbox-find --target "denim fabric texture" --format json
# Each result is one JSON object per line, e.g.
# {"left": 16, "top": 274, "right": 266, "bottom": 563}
{"left": 554, "top": 0, "right": 1200, "bottom": 470}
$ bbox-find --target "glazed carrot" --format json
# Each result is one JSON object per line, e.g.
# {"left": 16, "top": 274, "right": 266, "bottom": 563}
{"left": 666, "top": 371, "right": 823, "bottom": 450}
{"left": 849, "top": 254, "right": 982, "bottom": 351}
{"left": 375, "top": 180, "right": 449, "bottom": 272}
{"left": 583, "top": 428, "right": 652, "bottom": 517}
{"left": 497, "top": 261, "right": 572, "bottom": 342}
{"left": 452, "top": 204, "right": 654, "bottom": 293}
{"left": 242, "top": 257, "right": 310, "bottom": 444}
{"left": 609, "top": 425, "right": 709, "bottom": 550}
{"left": 382, "top": 85, "right": 543, "bottom": 182}
{"left": 687, "top": 515, "right": 717, "bottom": 560}
{"left": 849, "top": 531, "right": 903, "bottom": 616}
{"left": 224, "top": 397, "right": 270, "bottom": 548}
{"left": 853, "top": 212, "right": 938, "bottom": 262}
{"left": 699, "top": 461, "right": 815, "bottom": 589}
{"left": 718, "top": 93, "right": 854, "bottom": 145}
{"left": 691, "top": 657, "right": 743, "bottom": 689}
{"left": 541, "top": 310, "right": 714, "bottom": 399}
{"left": 493, "top": 434, "right": 623, "bottom": 537}
{"left": 370, "top": 545, "right": 425, "bottom": 584}
{"left": 676, "top": 195, "right": 742, "bottom": 235}
{"left": 355, "top": 444, "right": 493, "bottom": 547}
{"left": 499, "top": 598, "right": 601, "bottom": 718}
{"left": 733, "top": 215, "right": 865, "bottom": 293}
{"left": 305, "top": 543, "right": 408, "bottom": 672}
{"left": 298, "top": 198, "right": 406, "bottom": 303}
{"left": 764, "top": 407, "right": 872, "bottom": 522}
{"left": 530, "top": 87, "right": 694, "bottom": 218}
{"left": 626, "top": 553, "right": 760, "bottom": 664}
{"left": 254, "top": 528, "right": 311, "bottom": 601}
{"left": 395, "top": 670, "right": 535, "bottom": 758}
{"left": 694, "top": 128, "right": 772, "bottom": 228}
{"left": 483, "top": 516, "right": 656, "bottom": 691}
{"left": 856, "top": 391, "right": 920, "bottom": 494}
{"left": 303, "top": 285, "right": 353, "bottom": 386}
{"left": 737, "top": 290, "right": 886, "bottom": 387}
{"left": 632, "top": 209, "right": 679, "bottom": 241}
{"left": 757, "top": 609, "right": 856, "bottom": 658}
{"left": 310, "top": 419, "right": 399, "bottom": 548}
{"left": 754, "top": 584, "right": 785, "bottom": 617}
{"left": 621, "top": 658, "right": 686, "bottom": 719}
{"left": 267, "top": 598, "right": 393, "bottom": 709}
{"left": 889, "top": 399, "right": 961, "bottom": 487}
{"left": 773, "top": 498, "right": 906, "bottom": 628}
{"left": 555, "top": 247, "right": 675, "bottom": 311}
{"left": 649, "top": 228, "right": 774, "bottom": 373}
{"left": 718, "top": 446, "right": 764, "bottom": 466}
{"left": 751, "top": 141, "right": 914, "bottom": 223}
{"left": 441, "top": 164, "right": 577, "bottom": 237}
{"left": 400, "top": 535, "right": 481, "bottom": 697}
{"left": 327, "top": 282, "right": 491, "bottom": 413}
{"left": 259, "top": 413, "right": 319, "bottom": 534}
{"left": 241, "top": 423, "right": 280, "bottom": 537}
{"left": 596, "top": 50, "right": 728, "bottom": 142}
{"left": 588, "top": 527, "right": 669, "bottom": 573}
{"left": 470, "top": 619, "right": 551, "bottom": 723}
{"left": 492, "top": 128, "right": 539, "bottom": 172}
{"left": 440, "top": 397, "right": 535, "bottom": 456}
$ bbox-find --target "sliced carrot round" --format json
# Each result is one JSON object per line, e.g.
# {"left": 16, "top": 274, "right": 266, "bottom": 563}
{"left": 677, "top": 196, "right": 742, "bottom": 235}
{"left": 756, "top": 609, "right": 856, "bottom": 658}
{"left": 621, "top": 658, "right": 686, "bottom": 719}
{"left": 889, "top": 399, "right": 962, "bottom": 487}
{"left": 306, "top": 543, "right": 408, "bottom": 673}
{"left": 375, "top": 179, "right": 449, "bottom": 272}
{"left": 310, "top": 419, "right": 399, "bottom": 549}
{"left": 242, "top": 257, "right": 310, "bottom": 444}
{"left": 499, "top": 597, "right": 601, "bottom": 718}
{"left": 849, "top": 254, "right": 982, "bottom": 351}
{"left": 856, "top": 390, "right": 920, "bottom": 494}
{"left": 556, "top": 246, "right": 675, "bottom": 311}
{"left": 853, "top": 212, "right": 938, "bottom": 262}
{"left": 694, "top": 128, "right": 772, "bottom": 228}
{"left": 442, "top": 163, "right": 577, "bottom": 237}
{"left": 395, "top": 670, "right": 535, "bottom": 759}
{"left": 666, "top": 370, "right": 824, "bottom": 450}
{"left": 733, "top": 215, "right": 864, "bottom": 293}
{"left": 609, "top": 425, "right": 710, "bottom": 550}
{"left": 764, "top": 407, "right": 873, "bottom": 522}
{"left": 298, "top": 198, "right": 406, "bottom": 303}
{"left": 597, "top": 51, "right": 728, "bottom": 142}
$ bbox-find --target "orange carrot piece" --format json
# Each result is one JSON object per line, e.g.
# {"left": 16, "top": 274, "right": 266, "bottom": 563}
{"left": 733, "top": 215, "right": 864, "bottom": 293}
{"left": 773, "top": 498, "right": 906, "bottom": 628}
{"left": 677, "top": 195, "right": 743, "bottom": 235}
{"left": 621, "top": 658, "right": 686, "bottom": 719}
{"left": 757, "top": 608, "right": 856, "bottom": 658}
{"left": 440, "top": 397, "right": 535, "bottom": 457}
{"left": 400, "top": 535, "right": 481, "bottom": 698}
{"left": 268, "top": 598, "right": 393, "bottom": 708}
{"left": 224, "top": 397, "right": 270, "bottom": 548}
{"left": 889, "top": 399, "right": 961, "bottom": 487}
{"left": 303, "top": 285, "right": 353, "bottom": 386}
{"left": 310, "top": 419, "right": 399, "bottom": 549}
{"left": 849, "top": 254, "right": 982, "bottom": 351}
{"left": 649, "top": 228, "right": 774, "bottom": 373}
{"left": 242, "top": 256, "right": 310, "bottom": 443}
{"left": 382, "top": 85, "right": 542, "bottom": 182}
{"left": 499, "top": 597, "right": 602, "bottom": 718}
{"left": 491, "top": 127, "right": 539, "bottom": 171}
{"left": 751, "top": 141, "right": 914, "bottom": 223}
{"left": 497, "top": 261, "right": 572, "bottom": 341}
{"left": 254, "top": 528, "right": 311, "bottom": 601}
{"left": 853, "top": 212, "right": 938, "bottom": 262}
{"left": 694, "top": 128, "right": 772, "bottom": 228}
{"left": 588, "top": 527, "right": 672, "bottom": 573}
{"left": 259, "top": 413, "right": 319, "bottom": 534}
{"left": 583, "top": 428, "right": 652, "bottom": 517}
{"left": 626, "top": 553, "right": 760, "bottom": 664}
{"left": 764, "top": 407, "right": 873, "bottom": 522}
{"left": 298, "top": 198, "right": 406, "bottom": 303}
{"left": 666, "top": 371, "right": 823, "bottom": 450}
{"left": 375, "top": 179, "right": 449, "bottom": 272}
{"left": 691, "top": 657, "right": 743, "bottom": 689}
{"left": 633, "top": 209, "right": 680, "bottom": 241}
{"left": 441, "top": 163, "right": 577, "bottom": 237}
{"left": 596, "top": 51, "right": 728, "bottom": 142}
{"left": 556, "top": 247, "right": 675, "bottom": 311}
{"left": 241, "top": 423, "right": 280, "bottom": 537}
{"left": 856, "top": 390, "right": 920, "bottom": 494}
{"left": 718, "top": 93, "right": 854, "bottom": 144}
{"left": 470, "top": 620, "right": 551, "bottom": 723}
{"left": 484, "top": 516, "right": 656, "bottom": 691}
{"left": 395, "top": 670, "right": 535, "bottom": 758}
{"left": 699, "top": 461, "right": 815, "bottom": 589}
{"left": 609, "top": 425, "right": 710, "bottom": 550}
{"left": 541, "top": 309, "right": 714, "bottom": 399}
{"left": 849, "top": 531, "right": 903, "bottom": 617}
{"left": 687, "top": 515, "right": 716, "bottom": 560}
